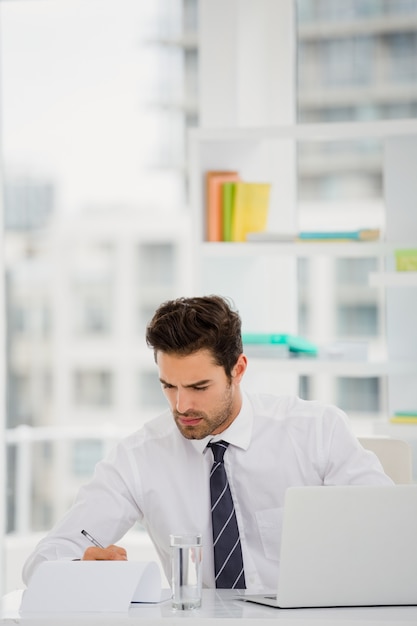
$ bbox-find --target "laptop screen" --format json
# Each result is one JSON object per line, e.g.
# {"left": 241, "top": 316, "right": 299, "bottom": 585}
{"left": 276, "top": 485, "right": 417, "bottom": 608}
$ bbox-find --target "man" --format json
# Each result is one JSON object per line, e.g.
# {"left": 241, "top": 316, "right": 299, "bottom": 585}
{"left": 23, "top": 295, "right": 392, "bottom": 592}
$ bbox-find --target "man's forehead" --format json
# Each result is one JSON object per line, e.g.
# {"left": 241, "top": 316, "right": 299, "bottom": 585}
{"left": 157, "top": 350, "right": 223, "bottom": 382}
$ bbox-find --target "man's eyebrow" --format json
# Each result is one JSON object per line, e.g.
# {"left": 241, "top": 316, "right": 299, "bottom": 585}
{"left": 159, "top": 378, "right": 211, "bottom": 388}
{"left": 185, "top": 379, "right": 211, "bottom": 388}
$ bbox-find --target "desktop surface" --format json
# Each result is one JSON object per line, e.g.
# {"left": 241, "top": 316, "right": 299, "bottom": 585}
{"left": 2, "top": 589, "right": 417, "bottom": 625}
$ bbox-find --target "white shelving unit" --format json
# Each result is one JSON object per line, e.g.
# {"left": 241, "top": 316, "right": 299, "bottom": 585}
{"left": 189, "top": 118, "right": 417, "bottom": 429}
{"left": 247, "top": 358, "right": 417, "bottom": 377}
{"left": 202, "top": 241, "right": 416, "bottom": 259}
{"left": 369, "top": 272, "right": 417, "bottom": 288}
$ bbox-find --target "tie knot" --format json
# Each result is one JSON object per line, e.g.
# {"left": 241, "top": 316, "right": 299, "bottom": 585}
{"left": 208, "top": 440, "right": 229, "bottom": 463}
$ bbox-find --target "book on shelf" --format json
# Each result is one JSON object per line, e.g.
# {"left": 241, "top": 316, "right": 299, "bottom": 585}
{"left": 231, "top": 181, "right": 271, "bottom": 242}
{"left": 205, "top": 171, "right": 271, "bottom": 242}
{"left": 221, "top": 181, "right": 236, "bottom": 242}
{"left": 205, "top": 170, "right": 240, "bottom": 242}
{"left": 242, "top": 333, "right": 318, "bottom": 356}
{"left": 318, "top": 340, "right": 368, "bottom": 361}
{"left": 245, "top": 229, "right": 381, "bottom": 243}
{"left": 390, "top": 411, "right": 417, "bottom": 424}
{"left": 395, "top": 249, "right": 417, "bottom": 271}
{"left": 243, "top": 333, "right": 288, "bottom": 347}
{"left": 246, "top": 231, "right": 297, "bottom": 242}
{"left": 298, "top": 228, "right": 380, "bottom": 242}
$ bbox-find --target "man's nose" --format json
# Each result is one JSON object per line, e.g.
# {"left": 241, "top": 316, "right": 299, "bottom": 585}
{"left": 176, "top": 389, "right": 192, "bottom": 414}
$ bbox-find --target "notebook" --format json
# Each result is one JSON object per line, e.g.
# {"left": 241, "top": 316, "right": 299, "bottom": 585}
{"left": 241, "top": 485, "right": 417, "bottom": 608}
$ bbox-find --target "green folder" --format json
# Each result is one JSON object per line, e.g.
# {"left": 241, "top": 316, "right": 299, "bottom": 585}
{"left": 222, "top": 182, "right": 236, "bottom": 242}
{"left": 242, "top": 333, "right": 317, "bottom": 355}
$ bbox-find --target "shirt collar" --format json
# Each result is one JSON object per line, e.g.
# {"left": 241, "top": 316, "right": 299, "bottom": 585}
{"left": 190, "top": 392, "right": 253, "bottom": 455}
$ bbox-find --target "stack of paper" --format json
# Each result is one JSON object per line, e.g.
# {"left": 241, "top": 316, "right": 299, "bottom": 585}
{"left": 20, "top": 560, "right": 163, "bottom": 613}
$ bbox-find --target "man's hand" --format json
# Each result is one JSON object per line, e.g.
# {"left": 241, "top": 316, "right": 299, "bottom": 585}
{"left": 81, "top": 545, "right": 127, "bottom": 561}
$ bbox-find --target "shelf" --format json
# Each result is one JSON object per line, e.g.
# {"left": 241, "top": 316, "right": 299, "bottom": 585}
{"left": 202, "top": 241, "right": 415, "bottom": 258}
{"left": 190, "top": 117, "right": 417, "bottom": 144}
{"left": 298, "top": 15, "right": 417, "bottom": 41}
{"left": 247, "top": 358, "right": 417, "bottom": 377}
{"left": 146, "top": 98, "right": 198, "bottom": 115}
{"left": 191, "top": 120, "right": 417, "bottom": 427}
{"left": 145, "top": 34, "right": 198, "bottom": 50}
{"left": 374, "top": 421, "right": 417, "bottom": 440}
{"left": 369, "top": 272, "right": 417, "bottom": 287}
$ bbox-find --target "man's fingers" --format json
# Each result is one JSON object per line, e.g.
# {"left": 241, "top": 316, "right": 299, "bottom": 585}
{"left": 82, "top": 545, "right": 127, "bottom": 561}
{"left": 107, "top": 545, "right": 128, "bottom": 560}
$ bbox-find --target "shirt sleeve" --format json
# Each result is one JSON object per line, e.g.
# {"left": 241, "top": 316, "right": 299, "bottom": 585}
{"left": 22, "top": 439, "right": 143, "bottom": 585}
{"left": 320, "top": 405, "right": 394, "bottom": 486}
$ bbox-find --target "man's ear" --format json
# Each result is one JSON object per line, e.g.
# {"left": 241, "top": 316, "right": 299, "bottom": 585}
{"left": 232, "top": 354, "right": 247, "bottom": 383}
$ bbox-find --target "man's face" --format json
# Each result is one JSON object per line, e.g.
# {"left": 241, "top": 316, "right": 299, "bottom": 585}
{"left": 156, "top": 349, "right": 247, "bottom": 440}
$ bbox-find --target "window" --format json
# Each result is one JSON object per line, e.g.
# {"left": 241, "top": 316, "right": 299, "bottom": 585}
{"left": 74, "top": 371, "right": 113, "bottom": 407}
{"left": 137, "top": 243, "right": 176, "bottom": 288}
{"left": 337, "top": 377, "right": 381, "bottom": 413}
{"left": 322, "top": 37, "right": 374, "bottom": 87}
{"left": 337, "top": 304, "right": 378, "bottom": 337}
{"left": 387, "top": 33, "right": 417, "bottom": 82}
{"left": 335, "top": 258, "right": 378, "bottom": 286}
{"left": 72, "top": 440, "right": 104, "bottom": 477}
{"left": 139, "top": 371, "right": 166, "bottom": 409}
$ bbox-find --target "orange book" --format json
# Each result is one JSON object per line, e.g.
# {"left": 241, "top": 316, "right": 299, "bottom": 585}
{"left": 205, "top": 171, "right": 240, "bottom": 241}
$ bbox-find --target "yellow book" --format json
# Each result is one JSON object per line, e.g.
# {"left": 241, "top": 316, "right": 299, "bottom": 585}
{"left": 395, "top": 249, "right": 417, "bottom": 271}
{"left": 231, "top": 182, "right": 271, "bottom": 242}
{"left": 389, "top": 415, "right": 417, "bottom": 424}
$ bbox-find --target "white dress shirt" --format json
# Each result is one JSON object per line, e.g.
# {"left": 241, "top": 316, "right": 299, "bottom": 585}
{"left": 23, "top": 392, "right": 393, "bottom": 591}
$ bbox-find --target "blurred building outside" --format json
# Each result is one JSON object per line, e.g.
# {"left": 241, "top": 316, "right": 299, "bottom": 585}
{"left": 3, "top": 0, "right": 417, "bottom": 591}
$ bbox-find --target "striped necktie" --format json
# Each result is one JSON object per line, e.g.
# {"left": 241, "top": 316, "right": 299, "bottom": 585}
{"left": 208, "top": 440, "right": 246, "bottom": 589}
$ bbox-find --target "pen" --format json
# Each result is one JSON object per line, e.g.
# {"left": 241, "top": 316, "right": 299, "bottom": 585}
{"left": 81, "top": 529, "right": 105, "bottom": 549}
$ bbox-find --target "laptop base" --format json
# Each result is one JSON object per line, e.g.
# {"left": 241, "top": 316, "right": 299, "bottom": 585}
{"left": 238, "top": 594, "right": 417, "bottom": 610}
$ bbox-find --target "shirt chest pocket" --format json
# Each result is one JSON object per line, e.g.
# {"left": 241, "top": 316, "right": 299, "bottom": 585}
{"left": 255, "top": 507, "right": 284, "bottom": 563}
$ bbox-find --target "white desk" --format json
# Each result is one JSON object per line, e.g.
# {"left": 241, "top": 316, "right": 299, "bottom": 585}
{"left": 2, "top": 589, "right": 417, "bottom": 625}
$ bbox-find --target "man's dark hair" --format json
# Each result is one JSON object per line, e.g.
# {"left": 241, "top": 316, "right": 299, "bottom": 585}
{"left": 145, "top": 295, "right": 243, "bottom": 378}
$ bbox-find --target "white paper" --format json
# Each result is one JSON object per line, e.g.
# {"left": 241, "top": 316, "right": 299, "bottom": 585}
{"left": 20, "top": 560, "right": 162, "bottom": 613}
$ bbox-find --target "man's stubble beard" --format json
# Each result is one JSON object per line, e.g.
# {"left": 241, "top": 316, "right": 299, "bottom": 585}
{"left": 173, "top": 385, "right": 235, "bottom": 440}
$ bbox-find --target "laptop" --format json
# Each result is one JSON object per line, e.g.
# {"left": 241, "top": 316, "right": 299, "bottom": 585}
{"left": 241, "top": 485, "right": 417, "bottom": 608}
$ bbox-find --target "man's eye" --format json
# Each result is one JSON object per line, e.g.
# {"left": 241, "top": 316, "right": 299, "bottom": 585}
{"left": 194, "top": 386, "right": 208, "bottom": 391}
